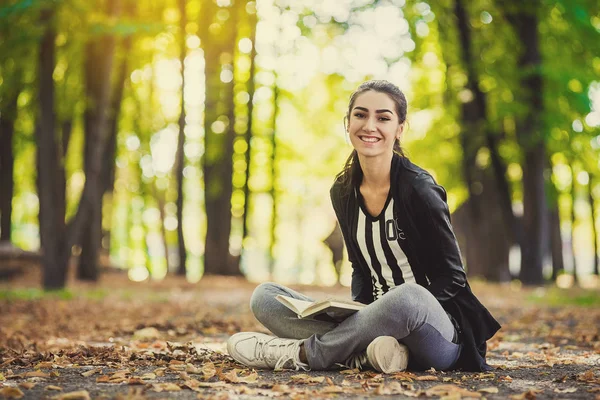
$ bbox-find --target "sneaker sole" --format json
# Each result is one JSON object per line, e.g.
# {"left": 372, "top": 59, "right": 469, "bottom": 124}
{"left": 366, "top": 336, "right": 409, "bottom": 373}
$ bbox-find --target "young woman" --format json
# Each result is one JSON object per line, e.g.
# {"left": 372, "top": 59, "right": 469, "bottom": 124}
{"left": 227, "top": 80, "right": 500, "bottom": 373}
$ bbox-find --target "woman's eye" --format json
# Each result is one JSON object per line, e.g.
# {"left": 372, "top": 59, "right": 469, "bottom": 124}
{"left": 379, "top": 117, "right": 390, "bottom": 122}
{"left": 353, "top": 113, "right": 365, "bottom": 118}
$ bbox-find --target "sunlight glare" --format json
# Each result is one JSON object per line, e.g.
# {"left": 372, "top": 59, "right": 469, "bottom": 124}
{"left": 238, "top": 38, "right": 253, "bottom": 53}
{"left": 186, "top": 35, "right": 200, "bottom": 49}
{"left": 220, "top": 69, "right": 234, "bottom": 83}
{"left": 128, "top": 265, "right": 149, "bottom": 282}
{"left": 150, "top": 125, "right": 178, "bottom": 174}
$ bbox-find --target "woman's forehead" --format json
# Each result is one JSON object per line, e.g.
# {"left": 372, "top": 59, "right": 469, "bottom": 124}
{"left": 353, "top": 91, "right": 395, "bottom": 111}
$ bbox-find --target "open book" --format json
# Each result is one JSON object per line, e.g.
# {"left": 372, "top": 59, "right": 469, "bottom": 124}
{"left": 275, "top": 295, "right": 366, "bottom": 322}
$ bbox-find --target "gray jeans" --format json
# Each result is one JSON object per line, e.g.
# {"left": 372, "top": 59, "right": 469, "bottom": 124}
{"left": 250, "top": 282, "right": 461, "bottom": 371}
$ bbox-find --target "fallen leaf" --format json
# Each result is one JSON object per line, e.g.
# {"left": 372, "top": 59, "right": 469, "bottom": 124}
{"left": 340, "top": 369, "right": 360, "bottom": 374}
{"left": 133, "top": 327, "right": 161, "bottom": 340}
{"left": 237, "top": 371, "right": 258, "bottom": 384}
{"left": 54, "top": 390, "right": 91, "bottom": 400}
{"left": 509, "top": 389, "right": 543, "bottom": 399}
{"left": 426, "top": 384, "right": 482, "bottom": 398}
{"left": 479, "top": 386, "right": 499, "bottom": 394}
{"left": 415, "top": 375, "right": 438, "bottom": 381}
{"left": 140, "top": 372, "right": 156, "bottom": 380}
{"left": 0, "top": 387, "right": 24, "bottom": 399}
{"left": 291, "top": 374, "right": 325, "bottom": 384}
{"left": 0, "top": 373, "right": 5, "bottom": 382}
{"left": 154, "top": 368, "right": 166, "bottom": 377}
{"left": 80, "top": 368, "right": 100, "bottom": 377}
{"left": 219, "top": 369, "right": 240, "bottom": 383}
{"left": 18, "top": 382, "right": 36, "bottom": 390}
{"left": 22, "top": 371, "right": 50, "bottom": 378}
{"left": 200, "top": 362, "right": 216, "bottom": 380}
{"left": 321, "top": 385, "right": 344, "bottom": 393}
{"left": 554, "top": 388, "right": 577, "bottom": 393}
{"left": 391, "top": 371, "right": 416, "bottom": 382}
{"left": 271, "top": 384, "right": 291, "bottom": 393}
{"left": 151, "top": 383, "right": 181, "bottom": 392}
{"left": 183, "top": 378, "right": 202, "bottom": 391}
{"left": 95, "top": 376, "right": 110, "bottom": 383}
{"left": 46, "top": 385, "right": 63, "bottom": 391}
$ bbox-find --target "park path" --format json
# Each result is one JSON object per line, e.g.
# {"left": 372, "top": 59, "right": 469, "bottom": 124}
{"left": 1, "top": 274, "right": 599, "bottom": 399}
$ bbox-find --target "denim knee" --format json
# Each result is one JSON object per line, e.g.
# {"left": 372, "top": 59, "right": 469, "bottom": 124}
{"left": 377, "top": 282, "right": 432, "bottom": 329}
{"left": 250, "top": 282, "right": 279, "bottom": 320}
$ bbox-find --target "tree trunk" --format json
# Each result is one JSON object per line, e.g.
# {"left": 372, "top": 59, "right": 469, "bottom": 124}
{"left": 503, "top": 4, "right": 547, "bottom": 285}
{"left": 570, "top": 166, "right": 578, "bottom": 285}
{"left": 102, "top": 34, "right": 132, "bottom": 254}
{"left": 549, "top": 205, "right": 565, "bottom": 281}
{"left": 201, "top": 1, "right": 240, "bottom": 276}
{"left": 241, "top": 5, "right": 258, "bottom": 244}
{"left": 268, "top": 83, "right": 280, "bottom": 276}
{"left": 452, "top": 0, "right": 511, "bottom": 281}
{"left": 174, "top": 0, "right": 188, "bottom": 275}
{"left": 77, "top": 0, "right": 120, "bottom": 281}
{"left": 590, "top": 174, "right": 599, "bottom": 276}
{"left": 56, "top": 119, "right": 73, "bottom": 230}
{"left": 0, "top": 84, "right": 19, "bottom": 243}
{"left": 37, "top": 8, "right": 69, "bottom": 289}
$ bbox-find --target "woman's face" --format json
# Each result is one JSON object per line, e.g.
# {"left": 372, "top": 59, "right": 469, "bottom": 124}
{"left": 347, "top": 90, "right": 403, "bottom": 159}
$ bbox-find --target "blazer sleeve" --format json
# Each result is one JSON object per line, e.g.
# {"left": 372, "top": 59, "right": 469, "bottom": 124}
{"left": 411, "top": 174, "right": 466, "bottom": 302}
{"left": 330, "top": 184, "right": 373, "bottom": 305}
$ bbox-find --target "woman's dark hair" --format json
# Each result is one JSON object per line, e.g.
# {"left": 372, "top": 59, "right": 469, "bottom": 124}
{"left": 336, "top": 80, "right": 408, "bottom": 192}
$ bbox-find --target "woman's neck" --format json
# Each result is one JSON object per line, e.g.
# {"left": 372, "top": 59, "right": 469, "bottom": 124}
{"left": 357, "top": 152, "right": 393, "bottom": 192}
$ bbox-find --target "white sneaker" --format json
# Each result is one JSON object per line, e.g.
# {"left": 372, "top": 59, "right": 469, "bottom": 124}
{"left": 346, "top": 336, "right": 409, "bottom": 373}
{"left": 227, "top": 332, "right": 309, "bottom": 371}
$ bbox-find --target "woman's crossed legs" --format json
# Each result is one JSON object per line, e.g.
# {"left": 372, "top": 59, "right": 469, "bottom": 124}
{"left": 230, "top": 282, "right": 461, "bottom": 371}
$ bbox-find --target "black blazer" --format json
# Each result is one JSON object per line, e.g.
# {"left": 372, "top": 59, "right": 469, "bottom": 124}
{"left": 330, "top": 153, "right": 501, "bottom": 371}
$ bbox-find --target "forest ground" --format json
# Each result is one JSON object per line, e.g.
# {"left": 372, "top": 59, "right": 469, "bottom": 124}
{"left": 0, "top": 266, "right": 599, "bottom": 400}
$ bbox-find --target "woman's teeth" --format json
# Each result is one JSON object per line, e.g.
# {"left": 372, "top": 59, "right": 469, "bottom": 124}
{"left": 361, "top": 136, "right": 380, "bottom": 143}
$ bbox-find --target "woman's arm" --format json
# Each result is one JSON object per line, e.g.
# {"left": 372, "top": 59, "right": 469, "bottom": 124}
{"left": 411, "top": 174, "right": 467, "bottom": 302}
{"left": 330, "top": 184, "right": 373, "bottom": 305}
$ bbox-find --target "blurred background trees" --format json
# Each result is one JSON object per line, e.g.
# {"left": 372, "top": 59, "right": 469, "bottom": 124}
{"left": 0, "top": 0, "right": 599, "bottom": 290}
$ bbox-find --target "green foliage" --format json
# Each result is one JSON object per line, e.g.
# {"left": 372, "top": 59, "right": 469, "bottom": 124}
{"left": 2, "top": 0, "right": 599, "bottom": 283}
{"left": 0, "top": 288, "right": 74, "bottom": 300}
{"left": 527, "top": 285, "right": 600, "bottom": 307}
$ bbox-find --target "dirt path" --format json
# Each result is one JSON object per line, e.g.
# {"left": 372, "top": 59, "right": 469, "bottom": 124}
{"left": 1, "top": 275, "right": 599, "bottom": 399}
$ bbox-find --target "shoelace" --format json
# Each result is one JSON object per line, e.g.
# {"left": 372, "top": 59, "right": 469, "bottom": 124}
{"left": 255, "top": 337, "right": 308, "bottom": 371}
{"left": 345, "top": 351, "right": 368, "bottom": 370}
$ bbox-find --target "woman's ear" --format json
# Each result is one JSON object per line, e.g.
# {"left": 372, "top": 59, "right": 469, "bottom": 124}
{"left": 396, "top": 122, "right": 404, "bottom": 139}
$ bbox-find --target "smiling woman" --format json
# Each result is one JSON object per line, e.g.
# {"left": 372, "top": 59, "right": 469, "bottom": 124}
{"left": 225, "top": 80, "right": 500, "bottom": 375}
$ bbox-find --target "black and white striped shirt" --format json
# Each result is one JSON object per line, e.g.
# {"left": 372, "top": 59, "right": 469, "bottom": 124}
{"left": 355, "top": 190, "right": 417, "bottom": 300}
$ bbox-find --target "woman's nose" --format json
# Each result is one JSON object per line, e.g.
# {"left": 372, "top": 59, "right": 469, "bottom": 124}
{"left": 363, "top": 117, "right": 377, "bottom": 131}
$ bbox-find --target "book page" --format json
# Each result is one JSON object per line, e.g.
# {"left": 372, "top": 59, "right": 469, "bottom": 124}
{"left": 275, "top": 295, "right": 314, "bottom": 315}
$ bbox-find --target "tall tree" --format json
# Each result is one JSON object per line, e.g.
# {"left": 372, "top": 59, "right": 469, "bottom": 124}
{"left": 0, "top": 71, "right": 20, "bottom": 243}
{"left": 200, "top": 0, "right": 241, "bottom": 276}
{"left": 241, "top": 1, "right": 258, "bottom": 245}
{"left": 174, "top": 0, "right": 188, "bottom": 276}
{"left": 102, "top": 32, "right": 132, "bottom": 254}
{"left": 77, "top": 0, "right": 120, "bottom": 280}
{"left": 569, "top": 164, "right": 578, "bottom": 285}
{"left": 268, "top": 82, "right": 280, "bottom": 276}
{"left": 547, "top": 181, "right": 565, "bottom": 281}
{"left": 590, "top": 173, "right": 599, "bottom": 276}
{"left": 502, "top": 2, "right": 547, "bottom": 285}
{"left": 449, "top": 0, "right": 512, "bottom": 281}
{"left": 37, "top": 7, "right": 69, "bottom": 289}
